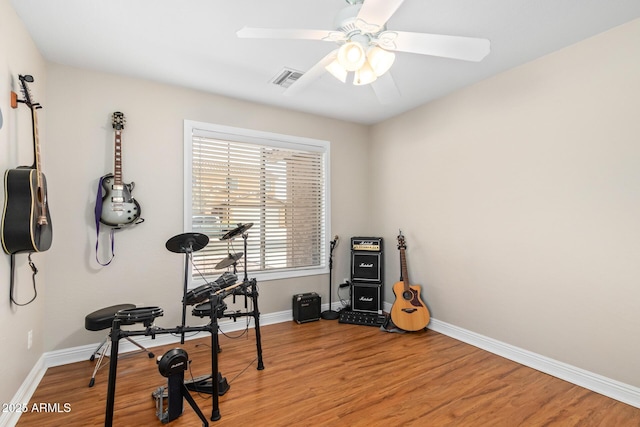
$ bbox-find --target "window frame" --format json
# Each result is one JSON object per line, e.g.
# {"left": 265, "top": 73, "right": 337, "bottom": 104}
{"left": 184, "top": 119, "right": 331, "bottom": 287}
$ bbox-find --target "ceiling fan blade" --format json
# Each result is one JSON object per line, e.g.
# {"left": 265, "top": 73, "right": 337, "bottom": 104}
{"left": 371, "top": 72, "right": 400, "bottom": 105}
{"left": 379, "top": 31, "right": 490, "bottom": 62}
{"left": 356, "top": 0, "right": 404, "bottom": 33}
{"left": 237, "top": 27, "right": 344, "bottom": 42}
{"left": 284, "top": 50, "right": 338, "bottom": 96}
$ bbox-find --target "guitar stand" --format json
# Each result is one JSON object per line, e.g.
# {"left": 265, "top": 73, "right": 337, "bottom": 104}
{"left": 152, "top": 348, "right": 208, "bottom": 426}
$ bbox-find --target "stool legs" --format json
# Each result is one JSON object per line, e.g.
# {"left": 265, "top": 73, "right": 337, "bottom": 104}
{"left": 89, "top": 340, "right": 110, "bottom": 387}
{"left": 89, "top": 336, "right": 109, "bottom": 362}
{"left": 88, "top": 334, "right": 155, "bottom": 387}
{"left": 124, "top": 337, "right": 154, "bottom": 358}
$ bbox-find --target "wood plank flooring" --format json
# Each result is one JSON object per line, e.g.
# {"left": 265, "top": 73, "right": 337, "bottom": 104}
{"left": 17, "top": 319, "right": 640, "bottom": 426}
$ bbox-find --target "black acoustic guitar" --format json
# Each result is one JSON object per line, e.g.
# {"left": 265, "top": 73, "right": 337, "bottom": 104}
{"left": 1, "top": 75, "right": 53, "bottom": 254}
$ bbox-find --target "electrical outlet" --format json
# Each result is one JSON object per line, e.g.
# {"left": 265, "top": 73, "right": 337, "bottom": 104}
{"left": 27, "top": 330, "right": 33, "bottom": 350}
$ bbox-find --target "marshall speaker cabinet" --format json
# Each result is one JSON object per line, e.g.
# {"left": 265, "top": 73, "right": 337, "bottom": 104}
{"left": 292, "top": 292, "right": 321, "bottom": 323}
{"left": 351, "top": 282, "right": 383, "bottom": 314}
{"left": 350, "top": 237, "right": 383, "bottom": 313}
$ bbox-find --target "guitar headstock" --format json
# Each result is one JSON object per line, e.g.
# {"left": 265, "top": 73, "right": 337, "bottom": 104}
{"left": 397, "top": 230, "right": 406, "bottom": 250}
{"left": 18, "top": 75, "right": 40, "bottom": 110}
{"left": 112, "top": 112, "right": 126, "bottom": 130}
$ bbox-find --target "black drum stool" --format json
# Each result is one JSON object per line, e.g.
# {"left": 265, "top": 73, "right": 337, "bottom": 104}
{"left": 85, "top": 303, "right": 155, "bottom": 387}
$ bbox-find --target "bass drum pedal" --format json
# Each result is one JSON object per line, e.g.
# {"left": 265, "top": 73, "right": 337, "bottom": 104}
{"left": 152, "top": 348, "right": 209, "bottom": 426}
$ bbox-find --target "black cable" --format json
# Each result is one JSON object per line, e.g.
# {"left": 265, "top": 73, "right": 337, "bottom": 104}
{"left": 209, "top": 280, "right": 257, "bottom": 341}
{"left": 170, "top": 330, "right": 200, "bottom": 339}
{"left": 186, "top": 360, "right": 212, "bottom": 399}
{"left": 9, "top": 253, "right": 38, "bottom": 306}
{"left": 190, "top": 244, "right": 242, "bottom": 286}
{"left": 218, "top": 322, "right": 250, "bottom": 340}
{"left": 226, "top": 356, "right": 258, "bottom": 385}
{"left": 337, "top": 280, "right": 351, "bottom": 310}
{"left": 189, "top": 251, "right": 210, "bottom": 284}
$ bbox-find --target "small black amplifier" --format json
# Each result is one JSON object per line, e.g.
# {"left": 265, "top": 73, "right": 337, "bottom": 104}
{"left": 292, "top": 292, "right": 321, "bottom": 324}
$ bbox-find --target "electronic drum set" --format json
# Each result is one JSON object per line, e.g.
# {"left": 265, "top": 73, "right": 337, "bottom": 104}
{"left": 104, "top": 223, "right": 264, "bottom": 427}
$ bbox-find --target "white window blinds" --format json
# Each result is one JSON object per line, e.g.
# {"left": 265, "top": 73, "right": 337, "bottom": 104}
{"left": 185, "top": 121, "right": 330, "bottom": 283}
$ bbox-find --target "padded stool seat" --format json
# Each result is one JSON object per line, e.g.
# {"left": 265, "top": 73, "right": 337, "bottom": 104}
{"left": 85, "top": 304, "right": 136, "bottom": 331}
{"left": 85, "top": 303, "right": 154, "bottom": 387}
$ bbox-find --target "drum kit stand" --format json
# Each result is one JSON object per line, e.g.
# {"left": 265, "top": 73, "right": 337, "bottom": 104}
{"left": 104, "top": 223, "right": 264, "bottom": 427}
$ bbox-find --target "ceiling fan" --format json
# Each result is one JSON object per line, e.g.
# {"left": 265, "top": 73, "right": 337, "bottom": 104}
{"left": 237, "top": 0, "right": 490, "bottom": 104}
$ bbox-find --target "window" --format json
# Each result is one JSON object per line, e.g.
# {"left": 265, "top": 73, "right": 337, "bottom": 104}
{"left": 184, "top": 120, "right": 330, "bottom": 285}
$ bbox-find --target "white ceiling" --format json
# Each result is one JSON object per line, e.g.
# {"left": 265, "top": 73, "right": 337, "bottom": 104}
{"left": 10, "top": 0, "right": 640, "bottom": 124}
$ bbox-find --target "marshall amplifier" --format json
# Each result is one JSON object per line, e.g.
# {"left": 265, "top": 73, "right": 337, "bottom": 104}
{"left": 292, "top": 292, "right": 321, "bottom": 323}
{"left": 351, "top": 282, "right": 383, "bottom": 314}
{"left": 351, "top": 237, "right": 383, "bottom": 283}
{"left": 351, "top": 237, "right": 383, "bottom": 252}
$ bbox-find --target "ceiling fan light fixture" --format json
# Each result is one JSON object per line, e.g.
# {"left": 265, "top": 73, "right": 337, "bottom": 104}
{"left": 353, "top": 61, "right": 377, "bottom": 86}
{"left": 325, "top": 59, "right": 348, "bottom": 83}
{"left": 337, "top": 41, "right": 366, "bottom": 71}
{"left": 367, "top": 46, "right": 395, "bottom": 76}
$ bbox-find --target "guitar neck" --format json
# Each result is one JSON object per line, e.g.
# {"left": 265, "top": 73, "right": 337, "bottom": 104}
{"left": 113, "top": 129, "right": 123, "bottom": 186}
{"left": 30, "top": 102, "right": 48, "bottom": 226}
{"left": 400, "top": 247, "right": 410, "bottom": 290}
{"left": 32, "top": 107, "right": 42, "bottom": 172}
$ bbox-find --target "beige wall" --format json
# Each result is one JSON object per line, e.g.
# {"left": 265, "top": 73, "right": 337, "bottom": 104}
{"left": 371, "top": 18, "right": 640, "bottom": 387}
{"left": 42, "top": 63, "right": 371, "bottom": 351}
{"left": 0, "top": 0, "right": 48, "bottom": 408}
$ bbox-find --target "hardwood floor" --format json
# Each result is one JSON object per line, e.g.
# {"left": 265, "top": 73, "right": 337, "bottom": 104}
{"left": 17, "top": 319, "right": 640, "bottom": 426}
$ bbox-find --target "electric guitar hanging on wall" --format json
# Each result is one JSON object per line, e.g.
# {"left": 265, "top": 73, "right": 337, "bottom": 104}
{"left": 390, "top": 231, "right": 430, "bottom": 331}
{"left": 99, "top": 112, "right": 141, "bottom": 227}
{"left": 1, "top": 74, "right": 53, "bottom": 254}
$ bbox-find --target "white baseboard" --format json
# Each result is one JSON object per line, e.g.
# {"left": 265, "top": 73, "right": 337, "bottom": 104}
{"left": 381, "top": 300, "right": 640, "bottom": 408}
{"left": 5, "top": 303, "right": 638, "bottom": 427}
{"left": 426, "top": 317, "right": 640, "bottom": 409}
{"left": 0, "top": 354, "right": 47, "bottom": 427}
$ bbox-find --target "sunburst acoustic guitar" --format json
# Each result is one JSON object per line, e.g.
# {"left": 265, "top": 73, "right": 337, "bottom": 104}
{"left": 390, "top": 231, "right": 430, "bottom": 331}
